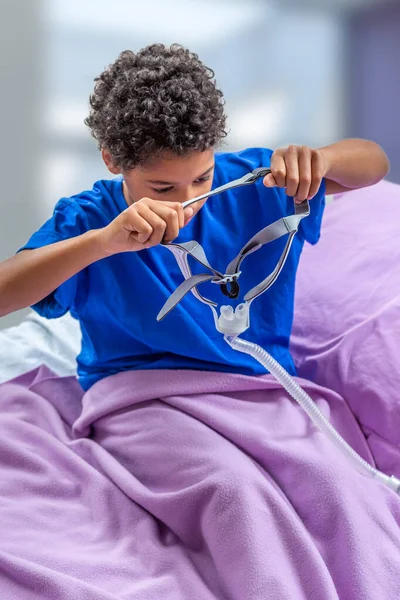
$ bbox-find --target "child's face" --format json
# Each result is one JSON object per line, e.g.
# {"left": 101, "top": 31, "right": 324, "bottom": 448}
{"left": 103, "top": 149, "right": 215, "bottom": 221}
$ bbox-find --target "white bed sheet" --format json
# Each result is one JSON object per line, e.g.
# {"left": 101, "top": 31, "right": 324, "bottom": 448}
{"left": 0, "top": 312, "right": 80, "bottom": 383}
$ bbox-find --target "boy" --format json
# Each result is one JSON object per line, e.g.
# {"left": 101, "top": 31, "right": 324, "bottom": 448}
{"left": 0, "top": 44, "right": 389, "bottom": 390}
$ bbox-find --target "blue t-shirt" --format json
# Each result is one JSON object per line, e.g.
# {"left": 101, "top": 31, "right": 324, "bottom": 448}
{"left": 21, "top": 148, "right": 325, "bottom": 390}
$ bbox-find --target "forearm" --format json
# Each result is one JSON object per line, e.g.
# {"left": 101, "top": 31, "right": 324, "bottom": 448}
{"left": 0, "top": 229, "right": 106, "bottom": 317}
{"left": 319, "top": 138, "right": 390, "bottom": 191}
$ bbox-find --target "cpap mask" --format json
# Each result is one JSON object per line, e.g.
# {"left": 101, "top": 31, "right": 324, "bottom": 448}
{"left": 157, "top": 167, "right": 400, "bottom": 495}
{"left": 157, "top": 167, "right": 309, "bottom": 335}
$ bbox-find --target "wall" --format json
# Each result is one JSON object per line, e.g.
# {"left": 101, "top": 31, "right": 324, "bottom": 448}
{"left": 347, "top": 2, "right": 400, "bottom": 182}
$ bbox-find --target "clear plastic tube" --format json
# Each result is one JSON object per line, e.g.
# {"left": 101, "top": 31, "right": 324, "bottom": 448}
{"left": 225, "top": 335, "right": 400, "bottom": 495}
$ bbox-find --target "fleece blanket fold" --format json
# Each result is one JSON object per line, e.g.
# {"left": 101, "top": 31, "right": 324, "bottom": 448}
{"left": 1, "top": 366, "right": 399, "bottom": 599}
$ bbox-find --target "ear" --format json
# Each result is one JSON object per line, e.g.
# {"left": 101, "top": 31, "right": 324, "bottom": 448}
{"left": 101, "top": 148, "right": 121, "bottom": 175}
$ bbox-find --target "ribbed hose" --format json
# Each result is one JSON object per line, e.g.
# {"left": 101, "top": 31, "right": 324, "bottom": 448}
{"left": 225, "top": 335, "right": 400, "bottom": 495}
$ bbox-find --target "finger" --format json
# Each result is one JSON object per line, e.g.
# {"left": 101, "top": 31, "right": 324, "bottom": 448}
{"left": 123, "top": 208, "right": 154, "bottom": 244}
{"left": 263, "top": 173, "right": 278, "bottom": 188}
{"left": 284, "top": 145, "right": 300, "bottom": 197}
{"left": 144, "top": 199, "right": 193, "bottom": 230}
{"left": 147, "top": 202, "right": 193, "bottom": 242}
{"left": 155, "top": 201, "right": 193, "bottom": 229}
{"left": 136, "top": 203, "right": 168, "bottom": 245}
{"left": 155, "top": 203, "right": 193, "bottom": 240}
{"left": 308, "top": 150, "right": 325, "bottom": 199}
{"left": 147, "top": 203, "right": 180, "bottom": 242}
{"left": 159, "top": 201, "right": 185, "bottom": 229}
{"left": 270, "top": 152, "right": 287, "bottom": 188}
{"left": 183, "top": 207, "right": 194, "bottom": 224}
{"left": 295, "top": 146, "right": 312, "bottom": 203}
{"left": 161, "top": 208, "right": 182, "bottom": 241}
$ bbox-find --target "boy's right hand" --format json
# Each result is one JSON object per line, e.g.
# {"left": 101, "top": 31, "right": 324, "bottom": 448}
{"left": 99, "top": 197, "right": 194, "bottom": 255}
{"left": 0, "top": 198, "right": 194, "bottom": 317}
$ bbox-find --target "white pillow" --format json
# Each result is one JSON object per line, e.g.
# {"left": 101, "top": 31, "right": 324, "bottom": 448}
{"left": 0, "top": 311, "right": 81, "bottom": 382}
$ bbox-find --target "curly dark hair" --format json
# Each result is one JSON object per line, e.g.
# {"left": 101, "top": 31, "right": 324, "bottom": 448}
{"left": 85, "top": 44, "right": 227, "bottom": 169}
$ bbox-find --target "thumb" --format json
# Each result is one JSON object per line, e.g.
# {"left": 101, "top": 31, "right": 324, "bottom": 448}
{"left": 263, "top": 173, "right": 278, "bottom": 188}
{"left": 183, "top": 206, "right": 194, "bottom": 223}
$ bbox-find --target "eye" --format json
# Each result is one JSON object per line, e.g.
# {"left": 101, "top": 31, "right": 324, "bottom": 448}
{"left": 152, "top": 186, "right": 174, "bottom": 195}
{"left": 194, "top": 175, "right": 212, "bottom": 185}
{"left": 152, "top": 175, "right": 211, "bottom": 195}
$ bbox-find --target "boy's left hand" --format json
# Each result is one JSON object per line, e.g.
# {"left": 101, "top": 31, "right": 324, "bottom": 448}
{"left": 263, "top": 145, "right": 327, "bottom": 204}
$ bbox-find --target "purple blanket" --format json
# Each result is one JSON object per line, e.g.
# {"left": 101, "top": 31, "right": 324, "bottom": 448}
{"left": 1, "top": 366, "right": 400, "bottom": 599}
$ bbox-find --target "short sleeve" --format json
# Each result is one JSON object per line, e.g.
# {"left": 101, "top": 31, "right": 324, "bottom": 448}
{"left": 18, "top": 199, "right": 90, "bottom": 318}
{"left": 297, "top": 178, "right": 326, "bottom": 245}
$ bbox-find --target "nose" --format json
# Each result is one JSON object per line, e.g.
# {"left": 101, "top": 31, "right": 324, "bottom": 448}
{"left": 173, "top": 187, "right": 195, "bottom": 205}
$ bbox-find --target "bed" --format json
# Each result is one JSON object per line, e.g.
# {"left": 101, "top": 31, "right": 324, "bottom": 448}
{"left": 1, "top": 181, "right": 400, "bottom": 599}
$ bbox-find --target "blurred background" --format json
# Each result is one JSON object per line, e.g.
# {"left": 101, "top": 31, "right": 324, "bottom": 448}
{"left": 1, "top": 0, "right": 399, "bottom": 327}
